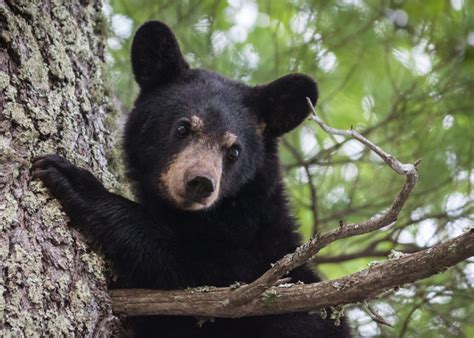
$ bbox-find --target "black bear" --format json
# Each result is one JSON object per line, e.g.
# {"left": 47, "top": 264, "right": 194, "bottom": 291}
{"left": 31, "top": 21, "right": 351, "bottom": 337}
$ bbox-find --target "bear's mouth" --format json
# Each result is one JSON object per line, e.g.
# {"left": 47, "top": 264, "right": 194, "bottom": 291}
{"left": 173, "top": 192, "right": 218, "bottom": 211}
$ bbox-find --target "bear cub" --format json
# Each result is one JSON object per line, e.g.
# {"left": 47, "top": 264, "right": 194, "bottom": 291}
{"left": 31, "top": 21, "right": 351, "bottom": 337}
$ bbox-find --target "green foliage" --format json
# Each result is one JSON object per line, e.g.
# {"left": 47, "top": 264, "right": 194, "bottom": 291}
{"left": 106, "top": 0, "right": 474, "bottom": 336}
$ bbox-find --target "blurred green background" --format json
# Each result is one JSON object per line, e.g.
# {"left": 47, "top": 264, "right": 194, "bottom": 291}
{"left": 105, "top": 0, "right": 474, "bottom": 336}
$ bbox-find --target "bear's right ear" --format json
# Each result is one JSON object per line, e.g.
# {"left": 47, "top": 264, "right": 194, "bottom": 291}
{"left": 131, "top": 21, "right": 189, "bottom": 89}
{"left": 247, "top": 74, "right": 318, "bottom": 137}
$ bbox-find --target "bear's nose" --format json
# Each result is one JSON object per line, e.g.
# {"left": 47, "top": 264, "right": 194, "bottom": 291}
{"left": 185, "top": 174, "right": 215, "bottom": 201}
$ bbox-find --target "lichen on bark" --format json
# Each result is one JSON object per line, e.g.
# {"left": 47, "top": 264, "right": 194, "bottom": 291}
{"left": 1, "top": 0, "right": 122, "bottom": 335}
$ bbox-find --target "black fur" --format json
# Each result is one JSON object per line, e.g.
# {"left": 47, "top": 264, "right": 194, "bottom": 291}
{"left": 32, "top": 21, "right": 351, "bottom": 338}
{"left": 250, "top": 73, "right": 319, "bottom": 136}
{"left": 131, "top": 21, "right": 189, "bottom": 89}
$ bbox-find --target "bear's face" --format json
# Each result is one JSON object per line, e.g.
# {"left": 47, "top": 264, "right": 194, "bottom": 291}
{"left": 129, "top": 71, "right": 264, "bottom": 210}
{"left": 125, "top": 21, "right": 318, "bottom": 211}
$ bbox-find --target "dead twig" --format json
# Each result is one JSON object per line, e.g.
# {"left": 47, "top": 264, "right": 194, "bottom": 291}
{"left": 227, "top": 99, "right": 419, "bottom": 306}
{"left": 108, "top": 99, "right": 474, "bottom": 320}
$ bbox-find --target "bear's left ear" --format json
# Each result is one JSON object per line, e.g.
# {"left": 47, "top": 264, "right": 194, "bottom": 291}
{"left": 131, "top": 21, "right": 189, "bottom": 89}
{"left": 248, "top": 74, "right": 318, "bottom": 137}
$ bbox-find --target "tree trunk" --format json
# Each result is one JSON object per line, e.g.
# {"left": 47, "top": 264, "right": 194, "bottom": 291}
{"left": 1, "top": 0, "right": 121, "bottom": 335}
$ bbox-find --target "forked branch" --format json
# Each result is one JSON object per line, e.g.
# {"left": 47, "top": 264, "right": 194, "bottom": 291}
{"left": 111, "top": 230, "right": 474, "bottom": 317}
{"left": 110, "top": 99, "right": 474, "bottom": 318}
{"left": 227, "top": 99, "right": 419, "bottom": 306}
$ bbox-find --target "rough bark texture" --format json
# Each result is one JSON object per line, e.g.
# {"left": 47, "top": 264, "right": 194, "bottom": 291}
{"left": 0, "top": 0, "right": 121, "bottom": 335}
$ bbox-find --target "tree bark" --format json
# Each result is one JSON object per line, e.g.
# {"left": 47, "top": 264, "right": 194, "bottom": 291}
{"left": 0, "top": 1, "right": 121, "bottom": 335}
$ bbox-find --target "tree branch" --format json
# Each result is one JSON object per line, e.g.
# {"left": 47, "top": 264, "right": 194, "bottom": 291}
{"left": 110, "top": 230, "right": 474, "bottom": 317}
{"left": 226, "top": 99, "right": 419, "bottom": 306}
{"left": 108, "top": 99, "right": 474, "bottom": 320}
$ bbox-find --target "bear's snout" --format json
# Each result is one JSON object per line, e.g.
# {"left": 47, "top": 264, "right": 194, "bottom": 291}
{"left": 185, "top": 173, "right": 215, "bottom": 202}
{"left": 160, "top": 139, "right": 223, "bottom": 211}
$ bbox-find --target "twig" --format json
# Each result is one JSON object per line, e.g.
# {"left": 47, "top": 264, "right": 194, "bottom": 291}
{"left": 307, "top": 98, "right": 420, "bottom": 176}
{"left": 108, "top": 99, "right": 474, "bottom": 321}
{"left": 227, "top": 99, "right": 419, "bottom": 306}
{"left": 365, "top": 302, "right": 394, "bottom": 327}
{"left": 282, "top": 138, "right": 320, "bottom": 235}
{"left": 310, "top": 246, "right": 420, "bottom": 264}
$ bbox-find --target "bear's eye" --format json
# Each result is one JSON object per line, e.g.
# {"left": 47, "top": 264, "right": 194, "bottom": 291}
{"left": 175, "top": 120, "right": 191, "bottom": 138}
{"left": 227, "top": 145, "right": 241, "bottom": 161}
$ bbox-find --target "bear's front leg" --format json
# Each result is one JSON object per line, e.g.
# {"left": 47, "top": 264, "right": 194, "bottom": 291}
{"left": 31, "top": 154, "right": 109, "bottom": 213}
{"left": 31, "top": 154, "right": 185, "bottom": 288}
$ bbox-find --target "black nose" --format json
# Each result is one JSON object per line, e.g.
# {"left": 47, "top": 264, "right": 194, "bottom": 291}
{"left": 186, "top": 175, "right": 215, "bottom": 201}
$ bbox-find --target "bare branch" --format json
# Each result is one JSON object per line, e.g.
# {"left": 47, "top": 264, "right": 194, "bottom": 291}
{"left": 107, "top": 99, "right": 474, "bottom": 321}
{"left": 110, "top": 230, "right": 474, "bottom": 317}
{"left": 282, "top": 138, "right": 320, "bottom": 235}
{"left": 227, "top": 99, "right": 419, "bottom": 306}
{"left": 365, "top": 303, "right": 394, "bottom": 327}
{"left": 307, "top": 98, "right": 420, "bottom": 176}
{"left": 309, "top": 246, "right": 420, "bottom": 264}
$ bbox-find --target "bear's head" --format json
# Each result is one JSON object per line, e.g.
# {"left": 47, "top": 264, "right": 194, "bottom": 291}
{"left": 124, "top": 21, "right": 318, "bottom": 211}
